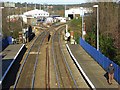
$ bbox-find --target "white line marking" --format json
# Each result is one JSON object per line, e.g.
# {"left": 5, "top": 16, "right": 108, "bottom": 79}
{"left": 66, "top": 44, "right": 96, "bottom": 90}
{"left": 0, "top": 44, "right": 25, "bottom": 85}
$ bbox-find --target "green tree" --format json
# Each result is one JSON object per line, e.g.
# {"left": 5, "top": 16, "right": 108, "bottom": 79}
{"left": 85, "top": 25, "right": 96, "bottom": 47}
{"left": 100, "top": 35, "right": 117, "bottom": 60}
{"left": 68, "top": 17, "right": 82, "bottom": 44}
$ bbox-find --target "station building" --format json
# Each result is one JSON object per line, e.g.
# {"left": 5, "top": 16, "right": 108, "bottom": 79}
{"left": 65, "top": 7, "right": 93, "bottom": 19}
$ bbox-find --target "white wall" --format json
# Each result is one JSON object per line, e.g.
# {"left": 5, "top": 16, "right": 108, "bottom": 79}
{"left": 65, "top": 7, "right": 93, "bottom": 17}
{"left": 23, "top": 9, "right": 49, "bottom": 18}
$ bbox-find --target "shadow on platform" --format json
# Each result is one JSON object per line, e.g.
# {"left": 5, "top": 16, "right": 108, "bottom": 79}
{"left": 2, "top": 46, "right": 27, "bottom": 89}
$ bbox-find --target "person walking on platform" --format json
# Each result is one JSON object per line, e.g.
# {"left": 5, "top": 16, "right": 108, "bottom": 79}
{"left": 107, "top": 63, "right": 114, "bottom": 85}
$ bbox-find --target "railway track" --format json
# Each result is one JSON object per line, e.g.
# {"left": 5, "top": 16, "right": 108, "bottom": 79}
{"left": 13, "top": 31, "right": 50, "bottom": 89}
{"left": 45, "top": 46, "right": 50, "bottom": 88}
{"left": 52, "top": 26, "right": 78, "bottom": 88}
{"left": 12, "top": 24, "right": 89, "bottom": 89}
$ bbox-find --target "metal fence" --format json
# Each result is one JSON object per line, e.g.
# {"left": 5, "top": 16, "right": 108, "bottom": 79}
{"left": 80, "top": 37, "right": 120, "bottom": 84}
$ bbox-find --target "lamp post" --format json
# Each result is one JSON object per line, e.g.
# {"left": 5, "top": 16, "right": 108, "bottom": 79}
{"left": 65, "top": 5, "right": 66, "bottom": 17}
{"left": 93, "top": 5, "right": 99, "bottom": 51}
{"left": 35, "top": 3, "right": 37, "bottom": 9}
{"left": 26, "top": 3, "right": 27, "bottom": 12}
{"left": 39, "top": 4, "right": 41, "bottom": 10}
{"left": 80, "top": 7, "right": 84, "bottom": 39}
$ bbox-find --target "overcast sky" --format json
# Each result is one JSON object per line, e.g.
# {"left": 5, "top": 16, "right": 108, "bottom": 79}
{"left": 1, "top": 0, "right": 86, "bottom": 4}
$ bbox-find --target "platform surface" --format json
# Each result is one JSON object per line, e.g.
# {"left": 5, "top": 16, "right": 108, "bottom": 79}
{"left": 0, "top": 44, "right": 24, "bottom": 82}
{"left": 68, "top": 44, "right": 119, "bottom": 89}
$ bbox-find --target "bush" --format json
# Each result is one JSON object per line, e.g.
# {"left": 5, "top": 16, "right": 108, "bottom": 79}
{"left": 100, "top": 35, "right": 117, "bottom": 60}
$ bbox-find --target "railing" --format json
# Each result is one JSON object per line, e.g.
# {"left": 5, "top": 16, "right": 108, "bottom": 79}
{"left": 80, "top": 37, "right": 120, "bottom": 84}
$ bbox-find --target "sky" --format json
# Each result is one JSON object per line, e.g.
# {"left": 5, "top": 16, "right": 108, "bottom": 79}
{"left": 1, "top": 0, "right": 86, "bottom": 4}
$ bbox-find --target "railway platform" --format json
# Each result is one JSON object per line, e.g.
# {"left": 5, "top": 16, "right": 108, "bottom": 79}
{"left": 1, "top": 44, "right": 25, "bottom": 84}
{"left": 67, "top": 43, "right": 119, "bottom": 89}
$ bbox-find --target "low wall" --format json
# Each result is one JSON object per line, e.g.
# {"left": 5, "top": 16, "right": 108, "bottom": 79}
{"left": 80, "top": 37, "right": 120, "bottom": 84}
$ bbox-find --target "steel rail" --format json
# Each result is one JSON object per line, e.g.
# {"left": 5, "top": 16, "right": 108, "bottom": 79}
{"left": 13, "top": 31, "right": 45, "bottom": 89}
{"left": 31, "top": 32, "right": 49, "bottom": 89}
{"left": 58, "top": 30, "right": 78, "bottom": 88}
{"left": 52, "top": 26, "right": 72, "bottom": 88}
{"left": 51, "top": 32, "right": 61, "bottom": 88}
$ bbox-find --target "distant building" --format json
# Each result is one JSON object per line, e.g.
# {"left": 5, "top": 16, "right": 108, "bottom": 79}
{"left": 65, "top": 7, "right": 93, "bottom": 19}
{"left": 23, "top": 9, "right": 49, "bottom": 18}
{"left": 27, "top": 17, "right": 37, "bottom": 26}
{"left": 45, "top": 17, "right": 54, "bottom": 24}
{"left": 1, "top": 2, "right": 15, "bottom": 8}
{"left": 0, "top": 2, "right": 2, "bottom": 7}
{"left": 50, "top": 15, "right": 60, "bottom": 19}
{"left": 60, "top": 18, "right": 66, "bottom": 23}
